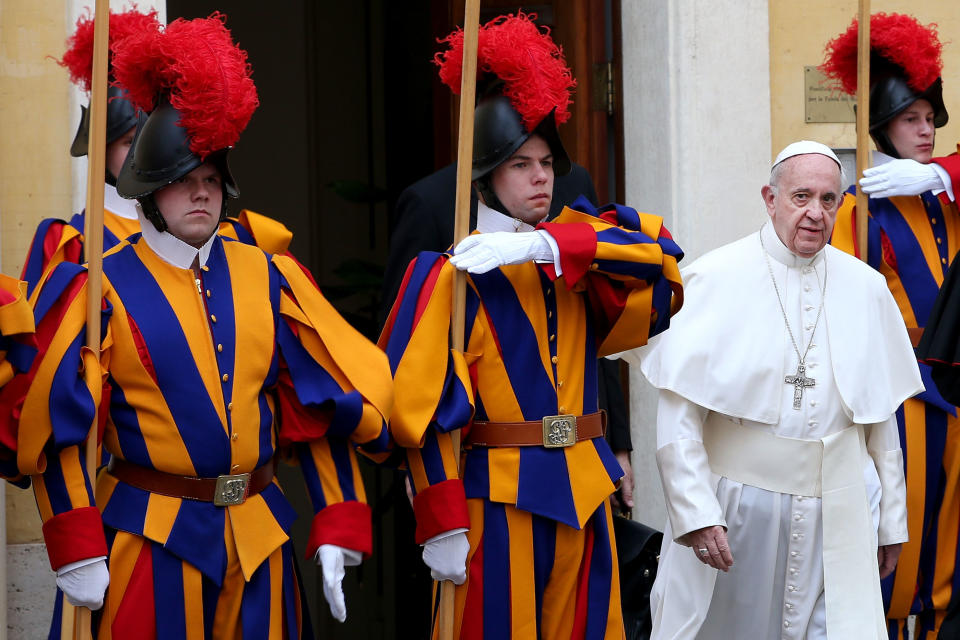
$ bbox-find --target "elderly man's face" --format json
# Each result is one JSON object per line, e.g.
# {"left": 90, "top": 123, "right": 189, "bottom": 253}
{"left": 761, "top": 154, "right": 841, "bottom": 258}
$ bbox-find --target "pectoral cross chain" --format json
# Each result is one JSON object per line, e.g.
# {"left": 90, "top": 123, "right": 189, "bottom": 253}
{"left": 784, "top": 363, "right": 815, "bottom": 410}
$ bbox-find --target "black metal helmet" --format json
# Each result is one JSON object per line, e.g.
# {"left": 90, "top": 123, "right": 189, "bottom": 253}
{"left": 869, "top": 74, "right": 948, "bottom": 157}
{"left": 116, "top": 96, "right": 238, "bottom": 232}
{"left": 70, "top": 85, "right": 139, "bottom": 158}
{"left": 822, "top": 13, "right": 948, "bottom": 159}
{"left": 471, "top": 94, "right": 571, "bottom": 181}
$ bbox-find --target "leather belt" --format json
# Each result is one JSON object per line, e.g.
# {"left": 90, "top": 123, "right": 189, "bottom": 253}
{"left": 107, "top": 458, "right": 275, "bottom": 507}
{"left": 467, "top": 411, "right": 606, "bottom": 448}
{"left": 908, "top": 327, "right": 923, "bottom": 348}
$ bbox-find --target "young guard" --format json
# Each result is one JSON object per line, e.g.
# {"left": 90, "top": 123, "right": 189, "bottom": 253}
{"left": 380, "top": 13, "right": 683, "bottom": 639}
{"left": 823, "top": 14, "right": 960, "bottom": 638}
{"left": 16, "top": 15, "right": 392, "bottom": 638}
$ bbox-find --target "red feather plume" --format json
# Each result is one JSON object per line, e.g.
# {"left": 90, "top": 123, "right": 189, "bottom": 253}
{"left": 821, "top": 13, "right": 943, "bottom": 95}
{"left": 434, "top": 12, "right": 576, "bottom": 131}
{"left": 111, "top": 12, "right": 259, "bottom": 159}
{"left": 57, "top": 7, "right": 161, "bottom": 93}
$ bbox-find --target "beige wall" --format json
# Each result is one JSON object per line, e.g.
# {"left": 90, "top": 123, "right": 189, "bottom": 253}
{"left": 769, "top": 0, "right": 960, "bottom": 160}
{"left": 1, "top": 0, "right": 74, "bottom": 546}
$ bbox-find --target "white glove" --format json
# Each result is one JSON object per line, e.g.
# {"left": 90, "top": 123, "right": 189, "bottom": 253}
{"left": 56, "top": 557, "right": 109, "bottom": 610}
{"left": 860, "top": 159, "right": 944, "bottom": 198}
{"left": 422, "top": 530, "right": 469, "bottom": 584}
{"left": 450, "top": 231, "right": 553, "bottom": 274}
{"left": 315, "top": 544, "right": 361, "bottom": 622}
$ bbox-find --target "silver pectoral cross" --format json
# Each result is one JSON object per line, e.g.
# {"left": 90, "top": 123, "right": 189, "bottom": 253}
{"left": 784, "top": 362, "right": 815, "bottom": 410}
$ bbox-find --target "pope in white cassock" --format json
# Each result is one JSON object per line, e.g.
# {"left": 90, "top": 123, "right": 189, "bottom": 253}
{"left": 639, "top": 141, "right": 921, "bottom": 639}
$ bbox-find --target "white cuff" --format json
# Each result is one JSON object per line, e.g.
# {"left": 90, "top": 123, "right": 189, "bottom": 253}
{"left": 534, "top": 229, "right": 563, "bottom": 276}
{"left": 57, "top": 556, "right": 107, "bottom": 576}
{"left": 931, "top": 162, "right": 954, "bottom": 201}
{"left": 423, "top": 528, "right": 469, "bottom": 545}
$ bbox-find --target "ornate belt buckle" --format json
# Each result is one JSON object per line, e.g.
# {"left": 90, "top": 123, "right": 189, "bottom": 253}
{"left": 542, "top": 414, "right": 577, "bottom": 448}
{"left": 214, "top": 473, "right": 251, "bottom": 506}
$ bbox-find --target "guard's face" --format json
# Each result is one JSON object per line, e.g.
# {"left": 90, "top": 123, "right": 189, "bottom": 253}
{"left": 105, "top": 127, "right": 136, "bottom": 181}
{"left": 885, "top": 98, "right": 935, "bottom": 163}
{"left": 490, "top": 135, "right": 555, "bottom": 224}
{"left": 761, "top": 154, "right": 841, "bottom": 258}
{"left": 154, "top": 162, "right": 223, "bottom": 248}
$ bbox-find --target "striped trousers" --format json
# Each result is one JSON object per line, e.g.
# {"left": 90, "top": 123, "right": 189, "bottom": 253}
{"left": 434, "top": 497, "right": 624, "bottom": 640}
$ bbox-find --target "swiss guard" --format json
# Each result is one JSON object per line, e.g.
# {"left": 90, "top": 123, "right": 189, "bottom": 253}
{"left": 823, "top": 14, "right": 960, "bottom": 639}
{"left": 379, "top": 12, "right": 684, "bottom": 639}
{"left": 16, "top": 13, "right": 392, "bottom": 638}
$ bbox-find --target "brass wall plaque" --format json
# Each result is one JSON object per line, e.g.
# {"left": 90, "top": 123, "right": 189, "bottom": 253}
{"left": 804, "top": 66, "right": 855, "bottom": 123}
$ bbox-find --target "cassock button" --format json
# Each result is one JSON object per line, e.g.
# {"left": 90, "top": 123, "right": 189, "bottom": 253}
{"left": 228, "top": 402, "right": 234, "bottom": 411}
{"left": 788, "top": 585, "right": 797, "bottom": 592}
{"left": 202, "top": 265, "right": 210, "bottom": 271}
{"left": 231, "top": 464, "right": 239, "bottom": 471}
{"left": 211, "top": 314, "right": 217, "bottom": 323}
{"left": 222, "top": 373, "right": 229, "bottom": 382}
{"left": 785, "top": 603, "right": 794, "bottom": 610}
{"left": 206, "top": 289, "right": 211, "bottom": 298}
{"left": 943, "top": 258, "right": 948, "bottom": 265}
{"left": 551, "top": 356, "right": 559, "bottom": 364}
{"left": 932, "top": 218, "right": 938, "bottom": 225}
{"left": 548, "top": 311, "right": 553, "bottom": 318}
{"left": 790, "top": 551, "right": 798, "bottom": 557}
{"left": 590, "top": 263, "right": 599, "bottom": 271}
{"left": 559, "top": 406, "right": 566, "bottom": 413}
{"left": 549, "top": 334, "right": 556, "bottom": 341}
{"left": 217, "top": 344, "right": 223, "bottom": 352}
{"left": 937, "top": 237, "right": 943, "bottom": 245}
{"left": 784, "top": 621, "right": 791, "bottom": 628}
{"left": 231, "top": 433, "right": 238, "bottom": 441}
{"left": 557, "top": 380, "right": 564, "bottom": 388}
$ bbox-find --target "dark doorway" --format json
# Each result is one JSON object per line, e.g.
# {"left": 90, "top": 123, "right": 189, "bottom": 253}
{"left": 163, "top": 2, "right": 623, "bottom": 638}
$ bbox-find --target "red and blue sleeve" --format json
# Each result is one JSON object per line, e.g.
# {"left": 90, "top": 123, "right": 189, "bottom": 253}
{"left": 536, "top": 196, "right": 685, "bottom": 354}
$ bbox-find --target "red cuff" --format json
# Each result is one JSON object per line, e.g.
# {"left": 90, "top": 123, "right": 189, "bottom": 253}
{"left": 932, "top": 155, "right": 960, "bottom": 203}
{"left": 412, "top": 479, "right": 470, "bottom": 544}
{"left": 305, "top": 500, "right": 372, "bottom": 559}
{"left": 42, "top": 506, "right": 108, "bottom": 571}
{"left": 535, "top": 222, "right": 597, "bottom": 288}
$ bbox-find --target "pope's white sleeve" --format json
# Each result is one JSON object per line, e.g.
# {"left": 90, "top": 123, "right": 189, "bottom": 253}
{"left": 866, "top": 415, "right": 908, "bottom": 546}
{"left": 655, "top": 389, "right": 725, "bottom": 540}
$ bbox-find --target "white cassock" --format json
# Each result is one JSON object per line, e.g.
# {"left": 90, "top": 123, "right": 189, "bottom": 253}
{"left": 636, "top": 223, "right": 921, "bottom": 640}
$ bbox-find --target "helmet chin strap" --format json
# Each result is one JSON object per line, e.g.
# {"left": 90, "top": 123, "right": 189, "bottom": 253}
{"left": 476, "top": 177, "right": 516, "bottom": 221}
{"left": 870, "top": 131, "right": 901, "bottom": 159}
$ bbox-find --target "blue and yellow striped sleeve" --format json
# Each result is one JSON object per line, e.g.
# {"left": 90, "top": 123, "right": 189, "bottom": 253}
{"left": 17, "top": 263, "right": 108, "bottom": 569}
{"left": 379, "top": 253, "right": 475, "bottom": 542}
{"left": 537, "top": 197, "right": 684, "bottom": 354}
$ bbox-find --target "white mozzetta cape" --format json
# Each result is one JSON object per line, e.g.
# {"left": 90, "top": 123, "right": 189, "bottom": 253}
{"left": 639, "top": 228, "right": 922, "bottom": 425}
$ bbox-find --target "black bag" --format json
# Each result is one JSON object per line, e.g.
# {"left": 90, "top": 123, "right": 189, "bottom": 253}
{"left": 613, "top": 513, "right": 663, "bottom": 640}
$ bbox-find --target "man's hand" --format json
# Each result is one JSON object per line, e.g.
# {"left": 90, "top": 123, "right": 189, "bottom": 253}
{"left": 860, "top": 159, "right": 944, "bottom": 198}
{"left": 679, "top": 525, "right": 734, "bottom": 572}
{"left": 609, "top": 450, "right": 634, "bottom": 513}
{"left": 878, "top": 543, "right": 902, "bottom": 579}
{"left": 315, "top": 544, "right": 362, "bottom": 622}
{"left": 56, "top": 558, "right": 109, "bottom": 610}
{"left": 422, "top": 530, "right": 469, "bottom": 584}
{"left": 450, "top": 232, "right": 552, "bottom": 274}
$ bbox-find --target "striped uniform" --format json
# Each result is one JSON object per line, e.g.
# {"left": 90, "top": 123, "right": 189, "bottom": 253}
{"left": 831, "top": 163, "right": 960, "bottom": 639}
{"left": 380, "top": 198, "right": 683, "bottom": 639}
{"left": 18, "top": 234, "right": 392, "bottom": 639}
{"left": 0, "top": 274, "right": 35, "bottom": 484}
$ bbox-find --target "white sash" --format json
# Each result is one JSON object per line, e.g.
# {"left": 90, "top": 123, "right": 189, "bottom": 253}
{"left": 702, "top": 414, "right": 887, "bottom": 639}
